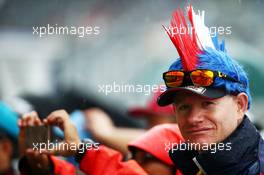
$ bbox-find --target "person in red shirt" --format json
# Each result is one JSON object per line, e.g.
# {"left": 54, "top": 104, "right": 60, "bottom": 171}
{"left": 128, "top": 124, "right": 183, "bottom": 175}
{"left": 18, "top": 110, "right": 184, "bottom": 175}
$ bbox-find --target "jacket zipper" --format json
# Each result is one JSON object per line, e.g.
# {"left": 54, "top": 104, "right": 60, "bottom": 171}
{"left": 193, "top": 157, "right": 207, "bottom": 175}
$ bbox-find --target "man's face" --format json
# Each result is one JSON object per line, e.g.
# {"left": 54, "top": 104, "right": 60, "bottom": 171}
{"left": 0, "top": 139, "right": 12, "bottom": 172}
{"left": 173, "top": 91, "right": 243, "bottom": 146}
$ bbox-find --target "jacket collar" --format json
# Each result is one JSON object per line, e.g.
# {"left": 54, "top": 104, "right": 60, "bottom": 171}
{"left": 169, "top": 116, "right": 261, "bottom": 175}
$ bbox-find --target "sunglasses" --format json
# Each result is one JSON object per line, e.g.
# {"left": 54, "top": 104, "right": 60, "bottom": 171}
{"left": 163, "top": 69, "right": 243, "bottom": 88}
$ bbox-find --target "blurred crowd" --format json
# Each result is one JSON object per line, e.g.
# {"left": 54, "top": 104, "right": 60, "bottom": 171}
{"left": 0, "top": 88, "right": 182, "bottom": 175}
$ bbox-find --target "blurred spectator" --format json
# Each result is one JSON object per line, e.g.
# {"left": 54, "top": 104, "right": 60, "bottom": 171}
{"left": 0, "top": 130, "right": 18, "bottom": 175}
{"left": 128, "top": 124, "right": 183, "bottom": 175}
{"left": 18, "top": 111, "right": 184, "bottom": 175}
{"left": 0, "top": 102, "right": 19, "bottom": 138}
{"left": 0, "top": 102, "right": 19, "bottom": 175}
{"left": 128, "top": 88, "right": 176, "bottom": 128}
{"left": 17, "top": 111, "right": 76, "bottom": 175}
{"left": 84, "top": 108, "right": 145, "bottom": 155}
{"left": 84, "top": 88, "right": 176, "bottom": 154}
{"left": 22, "top": 90, "right": 143, "bottom": 127}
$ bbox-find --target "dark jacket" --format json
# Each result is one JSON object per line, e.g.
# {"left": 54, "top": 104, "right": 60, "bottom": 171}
{"left": 169, "top": 116, "right": 264, "bottom": 175}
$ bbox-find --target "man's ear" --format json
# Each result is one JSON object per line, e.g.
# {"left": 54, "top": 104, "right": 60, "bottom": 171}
{"left": 235, "top": 92, "right": 248, "bottom": 115}
{"left": 1, "top": 139, "right": 13, "bottom": 156}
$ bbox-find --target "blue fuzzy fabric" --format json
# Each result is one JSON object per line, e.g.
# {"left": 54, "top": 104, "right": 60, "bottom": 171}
{"left": 0, "top": 102, "right": 19, "bottom": 138}
{"left": 167, "top": 36, "right": 251, "bottom": 108}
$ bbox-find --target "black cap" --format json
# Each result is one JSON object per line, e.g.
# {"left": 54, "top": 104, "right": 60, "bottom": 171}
{"left": 157, "top": 86, "right": 227, "bottom": 106}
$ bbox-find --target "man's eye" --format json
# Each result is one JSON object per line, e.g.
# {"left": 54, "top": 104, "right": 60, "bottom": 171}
{"left": 178, "top": 105, "right": 190, "bottom": 111}
{"left": 203, "top": 101, "right": 214, "bottom": 107}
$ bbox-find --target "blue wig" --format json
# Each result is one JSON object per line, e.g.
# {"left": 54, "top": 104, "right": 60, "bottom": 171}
{"left": 168, "top": 36, "right": 252, "bottom": 109}
{"left": 164, "top": 5, "right": 251, "bottom": 108}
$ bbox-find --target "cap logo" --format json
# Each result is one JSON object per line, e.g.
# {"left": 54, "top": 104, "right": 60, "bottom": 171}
{"left": 185, "top": 86, "right": 206, "bottom": 94}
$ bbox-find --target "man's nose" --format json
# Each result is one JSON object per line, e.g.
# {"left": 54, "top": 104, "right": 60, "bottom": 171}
{"left": 186, "top": 106, "right": 204, "bottom": 124}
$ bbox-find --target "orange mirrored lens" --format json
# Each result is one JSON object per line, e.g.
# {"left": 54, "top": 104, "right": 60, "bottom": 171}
{"left": 164, "top": 71, "right": 184, "bottom": 87}
{"left": 190, "top": 70, "right": 214, "bottom": 86}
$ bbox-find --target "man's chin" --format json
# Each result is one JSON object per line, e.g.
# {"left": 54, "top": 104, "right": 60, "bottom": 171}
{"left": 185, "top": 131, "right": 217, "bottom": 143}
{"left": 187, "top": 137, "right": 216, "bottom": 147}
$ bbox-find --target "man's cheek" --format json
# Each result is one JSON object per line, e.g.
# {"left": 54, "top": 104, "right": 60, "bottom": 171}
{"left": 179, "top": 128, "right": 189, "bottom": 140}
{"left": 176, "top": 122, "right": 184, "bottom": 134}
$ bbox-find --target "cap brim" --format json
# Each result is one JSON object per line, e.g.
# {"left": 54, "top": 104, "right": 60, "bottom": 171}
{"left": 128, "top": 108, "right": 156, "bottom": 118}
{"left": 157, "top": 86, "right": 227, "bottom": 106}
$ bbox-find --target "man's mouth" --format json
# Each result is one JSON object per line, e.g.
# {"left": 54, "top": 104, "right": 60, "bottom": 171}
{"left": 186, "top": 127, "right": 213, "bottom": 134}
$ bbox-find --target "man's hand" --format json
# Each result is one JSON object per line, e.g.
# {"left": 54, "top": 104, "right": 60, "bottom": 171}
{"left": 43, "top": 110, "right": 81, "bottom": 156}
{"left": 84, "top": 108, "right": 115, "bottom": 141}
{"left": 84, "top": 108, "right": 145, "bottom": 155}
{"left": 18, "top": 111, "right": 50, "bottom": 171}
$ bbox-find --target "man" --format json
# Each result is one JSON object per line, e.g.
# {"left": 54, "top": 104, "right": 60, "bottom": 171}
{"left": 157, "top": 5, "right": 264, "bottom": 175}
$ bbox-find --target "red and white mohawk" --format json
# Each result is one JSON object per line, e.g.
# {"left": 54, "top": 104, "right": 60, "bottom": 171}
{"left": 163, "top": 4, "right": 215, "bottom": 71}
